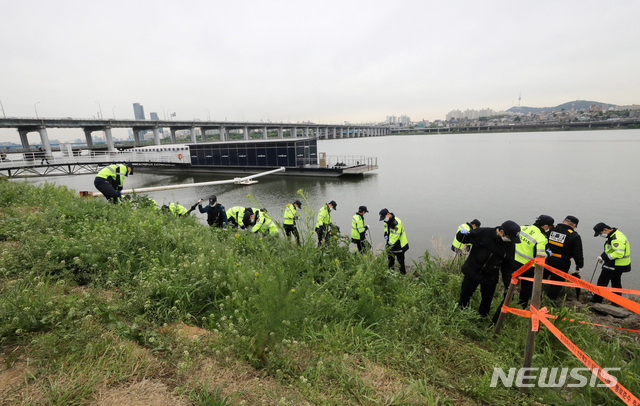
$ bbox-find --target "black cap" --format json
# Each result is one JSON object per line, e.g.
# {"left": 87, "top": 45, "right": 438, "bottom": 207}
{"left": 593, "top": 222, "right": 610, "bottom": 237}
{"left": 536, "top": 214, "right": 555, "bottom": 227}
{"left": 358, "top": 205, "right": 369, "bottom": 213}
{"left": 329, "top": 200, "right": 337, "bottom": 209}
{"left": 470, "top": 219, "right": 481, "bottom": 227}
{"left": 500, "top": 220, "right": 521, "bottom": 241}
{"left": 209, "top": 195, "right": 217, "bottom": 204}
{"left": 565, "top": 215, "right": 579, "bottom": 226}
{"left": 379, "top": 208, "right": 389, "bottom": 221}
{"left": 294, "top": 200, "right": 302, "bottom": 207}
{"left": 125, "top": 162, "right": 133, "bottom": 175}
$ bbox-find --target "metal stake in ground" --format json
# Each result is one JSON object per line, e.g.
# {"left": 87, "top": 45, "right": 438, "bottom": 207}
{"left": 589, "top": 262, "right": 599, "bottom": 284}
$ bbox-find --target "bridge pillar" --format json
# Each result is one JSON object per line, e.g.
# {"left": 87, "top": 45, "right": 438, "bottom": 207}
{"left": 153, "top": 127, "right": 162, "bottom": 145}
{"left": 83, "top": 129, "right": 94, "bottom": 148}
{"left": 190, "top": 127, "right": 198, "bottom": 143}
{"left": 36, "top": 127, "right": 53, "bottom": 156}
{"left": 332, "top": 127, "right": 336, "bottom": 139}
{"left": 220, "top": 126, "right": 227, "bottom": 142}
{"left": 263, "top": 126, "right": 268, "bottom": 140}
{"left": 170, "top": 128, "right": 177, "bottom": 144}
{"left": 133, "top": 130, "right": 142, "bottom": 146}
{"left": 103, "top": 127, "right": 116, "bottom": 152}
{"left": 305, "top": 127, "right": 309, "bottom": 138}
{"left": 292, "top": 126, "right": 297, "bottom": 138}
{"left": 244, "top": 126, "right": 250, "bottom": 140}
{"left": 278, "top": 127, "right": 283, "bottom": 139}
{"left": 18, "top": 129, "right": 30, "bottom": 149}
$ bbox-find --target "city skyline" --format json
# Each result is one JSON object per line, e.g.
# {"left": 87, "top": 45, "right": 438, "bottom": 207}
{"left": 2, "top": 1, "right": 640, "bottom": 143}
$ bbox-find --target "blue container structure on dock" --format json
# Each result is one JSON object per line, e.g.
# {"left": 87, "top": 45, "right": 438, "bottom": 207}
{"left": 186, "top": 137, "right": 377, "bottom": 177}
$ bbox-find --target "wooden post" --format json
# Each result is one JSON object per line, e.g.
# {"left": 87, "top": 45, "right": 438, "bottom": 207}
{"left": 520, "top": 261, "right": 544, "bottom": 394}
{"left": 493, "top": 281, "right": 517, "bottom": 335}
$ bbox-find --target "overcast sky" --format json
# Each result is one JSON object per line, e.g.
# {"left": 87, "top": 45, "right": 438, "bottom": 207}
{"left": 1, "top": 0, "right": 639, "bottom": 142}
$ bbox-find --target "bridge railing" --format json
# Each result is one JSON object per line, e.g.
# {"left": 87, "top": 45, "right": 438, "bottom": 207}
{"left": 0, "top": 150, "right": 185, "bottom": 169}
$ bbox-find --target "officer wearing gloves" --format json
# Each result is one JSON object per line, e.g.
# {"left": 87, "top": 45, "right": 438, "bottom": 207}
{"left": 198, "top": 195, "right": 228, "bottom": 228}
{"left": 379, "top": 208, "right": 409, "bottom": 274}
{"left": 545, "top": 215, "right": 584, "bottom": 303}
{"left": 457, "top": 220, "right": 520, "bottom": 318}
{"left": 93, "top": 162, "right": 133, "bottom": 203}
{"left": 250, "top": 209, "right": 279, "bottom": 236}
{"left": 315, "top": 200, "right": 337, "bottom": 247}
{"left": 451, "top": 219, "right": 481, "bottom": 253}
{"left": 514, "top": 215, "right": 555, "bottom": 308}
{"left": 590, "top": 222, "right": 631, "bottom": 304}
{"left": 283, "top": 200, "right": 303, "bottom": 244}
{"left": 351, "top": 206, "right": 370, "bottom": 253}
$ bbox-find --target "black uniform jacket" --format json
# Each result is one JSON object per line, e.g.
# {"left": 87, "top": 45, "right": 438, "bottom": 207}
{"left": 545, "top": 223, "right": 584, "bottom": 271}
{"left": 457, "top": 227, "right": 517, "bottom": 282}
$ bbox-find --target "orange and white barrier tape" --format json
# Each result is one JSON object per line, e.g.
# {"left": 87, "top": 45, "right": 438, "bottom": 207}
{"left": 518, "top": 276, "right": 640, "bottom": 295}
{"left": 530, "top": 305, "right": 640, "bottom": 405}
{"left": 500, "top": 304, "right": 640, "bottom": 334}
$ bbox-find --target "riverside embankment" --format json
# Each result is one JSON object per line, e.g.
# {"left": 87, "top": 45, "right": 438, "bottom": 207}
{"left": 1, "top": 179, "right": 638, "bottom": 405}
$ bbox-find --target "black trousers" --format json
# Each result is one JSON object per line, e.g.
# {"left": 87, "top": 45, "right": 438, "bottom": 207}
{"left": 492, "top": 263, "right": 525, "bottom": 323}
{"left": 517, "top": 266, "right": 536, "bottom": 308}
{"left": 352, "top": 236, "right": 369, "bottom": 253}
{"left": 543, "top": 264, "right": 570, "bottom": 300}
{"left": 459, "top": 274, "right": 498, "bottom": 317}
{"left": 316, "top": 225, "right": 328, "bottom": 247}
{"left": 94, "top": 178, "right": 120, "bottom": 203}
{"left": 284, "top": 225, "right": 300, "bottom": 245}
{"left": 388, "top": 250, "right": 406, "bottom": 274}
{"left": 590, "top": 268, "right": 624, "bottom": 303}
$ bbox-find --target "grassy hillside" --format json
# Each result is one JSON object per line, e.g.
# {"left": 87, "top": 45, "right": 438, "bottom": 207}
{"left": 0, "top": 178, "right": 638, "bottom": 405}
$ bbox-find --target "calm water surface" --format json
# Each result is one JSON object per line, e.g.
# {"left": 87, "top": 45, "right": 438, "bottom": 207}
{"left": 24, "top": 129, "right": 640, "bottom": 289}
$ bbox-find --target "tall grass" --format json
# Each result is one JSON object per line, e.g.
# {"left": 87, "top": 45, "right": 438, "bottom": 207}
{"left": 1, "top": 177, "right": 638, "bottom": 405}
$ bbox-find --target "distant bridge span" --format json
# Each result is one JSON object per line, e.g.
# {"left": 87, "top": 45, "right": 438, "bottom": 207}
{"left": 0, "top": 117, "right": 389, "bottom": 159}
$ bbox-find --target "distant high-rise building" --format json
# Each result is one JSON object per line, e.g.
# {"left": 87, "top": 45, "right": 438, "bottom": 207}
{"left": 150, "top": 112, "right": 159, "bottom": 120}
{"left": 133, "top": 103, "right": 145, "bottom": 120}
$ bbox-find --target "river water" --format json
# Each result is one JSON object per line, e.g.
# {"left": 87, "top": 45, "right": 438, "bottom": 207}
{"left": 21, "top": 129, "right": 640, "bottom": 289}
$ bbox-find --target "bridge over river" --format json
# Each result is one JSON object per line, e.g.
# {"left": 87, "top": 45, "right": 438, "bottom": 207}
{"left": 0, "top": 117, "right": 389, "bottom": 159}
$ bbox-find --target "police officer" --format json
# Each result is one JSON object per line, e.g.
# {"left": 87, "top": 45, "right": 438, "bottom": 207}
{"left": 283, "top": 200, "right": 303, "bottom": 244}
{"left": 590, "top": 222, "right": 631, "bottom": 304}
{"left": 451, "top": 219, "right": 481, "bottom": 253}
{"left": 351, "top": 206, "right": 370, "bottom": 253}
{"left": 545, "top": 215, "right": 584, "bottom": 302}
{"left": 198, "top": 195, "right": 228, "bottom": 228}
{"left": 165, "top": 202, "right": 197, "bottom": 217}
{"left": 514, "top": 215, "right": 554, "bottom": 308}
{"left": 315, "top": 200, "right": 337, "bottom": 247}
{"left": 93, "top": 162, "right": 133, "bottom": 203}
{"left": 457, "top": 220, "right": 520, "bottom": 317}
{"left": 379, "top": 208, "right": 409, "bottom": 274}
{"left": 227, "top": 206, "right": 252, "bottom": 229}
{"left": 250, "top": 209, "right": 279, "bottom": 236}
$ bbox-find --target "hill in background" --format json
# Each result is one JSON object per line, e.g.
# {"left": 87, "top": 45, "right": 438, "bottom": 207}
{"left": 506, "top": 99, "right": 617, "bottom": 115}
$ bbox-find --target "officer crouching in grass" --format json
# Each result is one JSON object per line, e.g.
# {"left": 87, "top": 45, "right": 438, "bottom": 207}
{"left": 457, "top": 220, "right": 520, "bottom": 318}
{"left": 379, "top": 208, "right": 409, "bottom": 274}
{"left": 93, "top": 162, "right": 133, "bottom": 203}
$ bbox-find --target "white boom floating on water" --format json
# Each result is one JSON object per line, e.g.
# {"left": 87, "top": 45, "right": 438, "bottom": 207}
{"left": 81, "top": 167, "right": 286, "bottom": 197}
